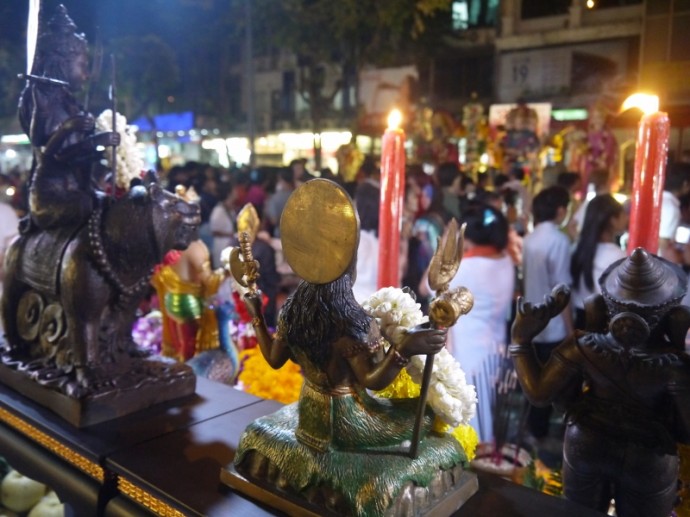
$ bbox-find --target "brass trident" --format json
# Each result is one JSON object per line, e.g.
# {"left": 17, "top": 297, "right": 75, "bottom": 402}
{"left": 410, "top": 219, "right": 474, "bottom": 458}
{"left": 222, "top": 204, "right": 261, "bottom": 293}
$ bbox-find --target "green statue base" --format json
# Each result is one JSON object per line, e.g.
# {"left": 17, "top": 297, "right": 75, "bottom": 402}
{"left": 221, "top": 402, "right": 478, "bottom": 517}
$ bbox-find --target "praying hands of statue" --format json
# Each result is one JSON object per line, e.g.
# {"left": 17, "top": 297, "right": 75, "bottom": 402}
{"left": 395, "top": 324, "right": 448, "bottom": 358}
{"left": 512, "top": 284, "right": 570, "bottom": 346}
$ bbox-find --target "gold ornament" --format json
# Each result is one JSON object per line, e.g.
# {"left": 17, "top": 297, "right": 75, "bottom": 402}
{"left": 279, "top": 179, "right": 359, "bottom": 284}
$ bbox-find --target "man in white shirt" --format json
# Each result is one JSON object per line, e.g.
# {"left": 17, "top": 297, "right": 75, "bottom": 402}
{"left": 522, "top": 185, "right": 573, "bottom": 441}
{"left": 659, "top": 162, "right": 690, "bottom": 263}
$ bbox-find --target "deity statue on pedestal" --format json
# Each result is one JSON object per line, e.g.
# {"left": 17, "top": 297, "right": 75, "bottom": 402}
{"left": 510, "top": 248, "right": 690, "bottom": 517}
{"left": 151, "top": 194, "right": 256, "bottom": 386}
{"left": 0, "top": 4, "right": 199, "bottom": 426}
{"left": 222, "top": 179, "right": 479, "bottom": 516}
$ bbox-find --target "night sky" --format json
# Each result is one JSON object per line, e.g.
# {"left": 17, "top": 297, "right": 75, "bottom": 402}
{"left": 1, "top": 1, "right": 218, "bottom": 52}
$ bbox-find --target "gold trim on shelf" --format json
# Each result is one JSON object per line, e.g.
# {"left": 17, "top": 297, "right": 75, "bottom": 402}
{"left": 0, "top": 407, "right": 104, "bottom": 481}
{"left": 118, "top": 478, "right": 186, "bottom": 517}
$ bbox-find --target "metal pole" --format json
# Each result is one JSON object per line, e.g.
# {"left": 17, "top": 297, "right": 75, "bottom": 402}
{"left": 245, "top": 0, "right": 256, "bottom": 168}
{"left": 110, "top": 54, "right": 117, "bottom": 197}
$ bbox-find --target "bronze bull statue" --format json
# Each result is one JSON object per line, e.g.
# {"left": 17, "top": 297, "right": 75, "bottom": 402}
{"left": 0, "top": 173, "right": 200, "bottom": 425}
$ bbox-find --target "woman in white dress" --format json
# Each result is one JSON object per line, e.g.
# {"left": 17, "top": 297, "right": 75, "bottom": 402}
{"left": 352, "top": 177, "right": 380, "bottom": 304}
{"left": 448, "top": 203, "right": 515, "bottom": 443}
{"left": 209, "top": 183, "right": 236, "bottom": 268}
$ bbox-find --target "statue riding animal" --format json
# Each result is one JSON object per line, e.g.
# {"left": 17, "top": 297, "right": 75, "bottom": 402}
{"left": 0, "top": 4, "right": 200, "bottom": 426}
{"left": 0, "top": 175, "right": 200, "bottom": 425}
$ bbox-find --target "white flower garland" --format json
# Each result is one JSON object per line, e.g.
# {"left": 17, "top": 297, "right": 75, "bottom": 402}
{"left": 361, "top": 287, "right": 428, "bottom": 343}
{"left": 96, "top": 110, "right": 144, "bottom": 190}
{"left": 362, "top": 287, "right": 477, "bottom": 428}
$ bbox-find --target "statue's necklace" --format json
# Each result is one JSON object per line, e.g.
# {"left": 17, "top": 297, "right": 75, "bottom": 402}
{"left": 87, "top": 206, "right": 153, "bottom": 301}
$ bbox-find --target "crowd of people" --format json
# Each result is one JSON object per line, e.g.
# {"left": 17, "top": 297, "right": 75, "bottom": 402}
{"left": 142, "top": 156, "right": 634, "bottom": 449}
{"left": 2, "top": 151, "right": 690, "bottom": 448}
{"left": 341, "top": 157, "right": 690, "bottom": 449}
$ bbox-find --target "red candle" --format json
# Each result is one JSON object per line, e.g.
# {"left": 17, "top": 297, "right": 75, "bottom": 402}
{"left": 627, "top": 111, "right": 670, "bottom": 254}
{"left": 378, "top": 110, "right": 406, "bottom": 289}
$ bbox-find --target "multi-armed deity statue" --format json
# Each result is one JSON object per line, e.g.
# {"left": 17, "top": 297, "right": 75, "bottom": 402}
{"left": 511, "top": 248, "right": 690, "bottom": 517}
{"left": 222, "top": 179, "right": 478, "bottom": 516}
{"left": 0, "top": 5, "right": 199, "bottom": 426}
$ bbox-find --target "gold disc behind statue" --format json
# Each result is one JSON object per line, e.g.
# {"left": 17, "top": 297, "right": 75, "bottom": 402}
{"left": 280, "top": 179, "right": 359, "bottom": 284}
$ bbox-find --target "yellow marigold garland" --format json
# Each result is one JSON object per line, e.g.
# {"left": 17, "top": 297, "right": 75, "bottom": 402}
{"left": 376, "top": 369, "right": 478, "bottom": 461}
{"left": 375, "top": 368, "right": 420, "bottom": 399}
{"left": 238, "top": 347, "right": 303, "bottom": 404}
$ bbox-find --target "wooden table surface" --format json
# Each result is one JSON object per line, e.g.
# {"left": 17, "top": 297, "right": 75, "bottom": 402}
{"left": 0, "top": 376, "right": 603, "bottom": 516}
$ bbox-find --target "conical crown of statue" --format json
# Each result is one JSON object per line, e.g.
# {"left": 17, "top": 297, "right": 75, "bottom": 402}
{"left": 33, "top": 4, "right": 88, "bottom": 74}
{"left": 600, "top": 248, "right": 687, "bottom": 325}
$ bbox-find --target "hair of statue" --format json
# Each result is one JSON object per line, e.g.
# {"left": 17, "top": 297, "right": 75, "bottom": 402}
{"left": 279, "top": 274, "right": 371, "bottom": 369}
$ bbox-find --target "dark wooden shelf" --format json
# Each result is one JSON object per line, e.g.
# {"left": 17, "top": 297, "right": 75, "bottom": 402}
{"left": 0, "top": 377, "right": 602, "bottom": 516}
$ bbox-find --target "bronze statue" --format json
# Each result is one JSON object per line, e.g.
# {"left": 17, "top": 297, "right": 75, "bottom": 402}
{"left": 18, "top": 4, "right": 119, "bottom": 231}
{"left": 510, "top": 248, "right": 690, "bottom": 517}
{"left": 1, "top": 172, "right": 200, "bottom": 422}
{"left": 222, "top": 180, "right": 477, "bottom": 516}
{"left": 0, "top": 5, "right": 199, "bottom": 426}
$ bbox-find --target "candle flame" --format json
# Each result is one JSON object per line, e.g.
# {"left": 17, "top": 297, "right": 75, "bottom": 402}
{"left": 621, "top": 93, "right": 659, "bottom": 116}
{"left": 387, "top": 109, "right": 402, "bottom": 130}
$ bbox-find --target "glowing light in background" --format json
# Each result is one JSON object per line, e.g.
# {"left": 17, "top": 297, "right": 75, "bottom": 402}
{"left": 387, "top": 109, "right": 402, "bottom": 130}
{"left": 622, "top": 93, "right": 659, "bottom": 116}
